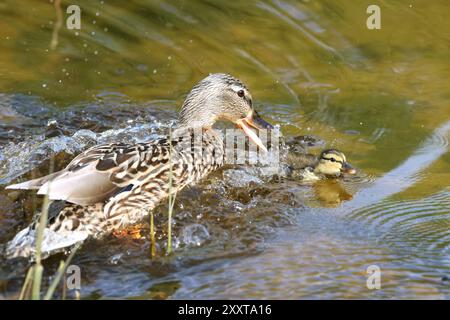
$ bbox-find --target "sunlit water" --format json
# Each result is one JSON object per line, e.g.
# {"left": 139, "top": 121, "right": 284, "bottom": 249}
{"left": 0, "top": 1, "right": 449, "bottom": 299}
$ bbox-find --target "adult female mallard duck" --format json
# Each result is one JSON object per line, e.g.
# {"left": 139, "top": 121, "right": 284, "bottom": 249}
{"left": 5, "top": 73, "right": 272, "bottom": 259}
{"left": 287, "top": 149, "right": 356, "bottom": 181}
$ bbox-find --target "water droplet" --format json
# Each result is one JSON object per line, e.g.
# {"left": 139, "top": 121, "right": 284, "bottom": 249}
{"left": 181, "top": 224, "right": 210, "bottom": 247}
{"left": 109, "top": 253, "right": 124, "bottom": 265}
{"left": 42, "top": 83, "right": 47, "bottom": 88}
{"left": 137, "top": 64, "right": 148, "bottom": 72}
{"left": 47, "top": 119, "right": 58, "bottom": 127}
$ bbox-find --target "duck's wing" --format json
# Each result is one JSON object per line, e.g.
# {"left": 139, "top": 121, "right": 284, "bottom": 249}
{"left": 286, "top": 152, "right": 317, "bottom": 169}
{"left": 7, "top": 141, "right": 171, "bottom": 206}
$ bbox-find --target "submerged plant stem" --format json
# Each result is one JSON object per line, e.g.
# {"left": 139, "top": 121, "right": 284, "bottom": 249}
{"left": 31, "top": 265, "right": 43, "bottom": 300}
{"left": 50, "top": 0, "right": 62, "bottom": 50}
{"left": 30, "top": 157, "right": 54, "bottom": 300}
{"left": 31, "top": 179, "right": 51, "bottom": 300}
{"left": 167, "top": 126, "right": 177, "bottom": 254}
{"left": 44, "top": 244, "right": 80, "bottom": 300}
{"left": 150, "top": 212, "right": 156, "bottom": 257}
{"left": 19, "top": 266, "right": 34, "bottom": 300}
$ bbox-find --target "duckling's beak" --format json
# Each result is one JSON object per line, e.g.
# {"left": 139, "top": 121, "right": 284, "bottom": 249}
{"left": 236, "top": 111, "right": 273, "bottom": 152}
{"left": 341, "top": 162, "right": 356, "bottom": 174}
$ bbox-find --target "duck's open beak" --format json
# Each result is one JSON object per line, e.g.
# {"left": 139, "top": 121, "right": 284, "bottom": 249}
{"left": 236, "top": 111, "right": 273, "bottom": 152}
{"left": 341, "top": 162, "right": 356, "bottom": 175}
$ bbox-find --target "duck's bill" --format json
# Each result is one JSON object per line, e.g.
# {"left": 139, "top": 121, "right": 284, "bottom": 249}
{"left": 342, "top": 162, "right": 356, "bottom": 174}
{"left": 246, "top": 111, "right": 273, "bottom": 130}
{"left": 236, "top": 112, "right": 273, "bottom": 152}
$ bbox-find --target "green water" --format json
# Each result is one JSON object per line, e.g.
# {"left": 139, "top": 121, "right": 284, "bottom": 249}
{"left": 0, "top": 0, "right": 449, "bottom": 299}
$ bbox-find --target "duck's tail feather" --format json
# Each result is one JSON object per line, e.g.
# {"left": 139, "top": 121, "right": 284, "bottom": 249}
{"left": 5, "top": 226, "right": 88, "bottom": 260}
{"left": 5, "top": 171, "right": 61, "bottom": 190}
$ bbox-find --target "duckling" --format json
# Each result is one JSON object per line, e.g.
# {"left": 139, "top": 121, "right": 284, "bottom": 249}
{"left": 5, "top": 73, "right": 273, "bottom": 259}
{"left": 287, "top": 149, "right": 356, "bottom": 181}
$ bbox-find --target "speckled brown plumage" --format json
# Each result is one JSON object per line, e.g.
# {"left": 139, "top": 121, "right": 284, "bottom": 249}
{"left": 6, "top": 73, "right": 272, "bottom": 259}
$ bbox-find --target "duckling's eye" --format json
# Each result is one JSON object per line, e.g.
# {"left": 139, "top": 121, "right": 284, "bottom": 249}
{"left": 330, "top": 158, "right": 336, "bottom": 162}
{"left": 237, "top": 89, "right": 245, "bottom": 98}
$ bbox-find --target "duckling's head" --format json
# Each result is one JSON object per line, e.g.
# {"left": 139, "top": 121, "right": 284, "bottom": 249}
{"left": 178, "top": 73, "right": 272, "bottom": 149}
{"left": 314, "top": 149, "right": 356, "bottom": 176}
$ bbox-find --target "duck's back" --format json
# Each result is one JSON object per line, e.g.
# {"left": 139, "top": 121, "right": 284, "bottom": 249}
{"left": 6, "top": 128, "right": 225, "bottom": 259}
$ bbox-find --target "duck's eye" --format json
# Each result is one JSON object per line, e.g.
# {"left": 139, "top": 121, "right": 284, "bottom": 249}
{"left": 237, "top": 89, "right": 245, "bottom": 98}
{"left": 330, "top": 158, "right": 336, "bottom": 162}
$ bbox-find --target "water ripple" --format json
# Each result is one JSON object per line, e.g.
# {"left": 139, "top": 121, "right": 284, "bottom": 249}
{"left": 348, "top": 190, "right": 450, "bottom": 254}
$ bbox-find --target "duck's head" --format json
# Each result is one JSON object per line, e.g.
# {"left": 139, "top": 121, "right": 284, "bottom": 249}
{"left": 178, "top": 73, "right": 273, "bottom": 150}
{"left": 314, "top": 149, "right": 356, "bottom": 176}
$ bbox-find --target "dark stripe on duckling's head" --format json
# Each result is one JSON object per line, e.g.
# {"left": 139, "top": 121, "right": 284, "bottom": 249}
{"left": 315, "top": 149, "right": 355, "bottom": 176}
{"left": 319, "top": 149, "right": 346, "bottom": 164}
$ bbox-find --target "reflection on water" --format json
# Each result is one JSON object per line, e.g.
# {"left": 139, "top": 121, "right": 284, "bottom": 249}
{"left": 342, "top": 121, "right": 450, "bottom": 210}
{"left": 0, "top": 0, "right": 449, "bottom": 299}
